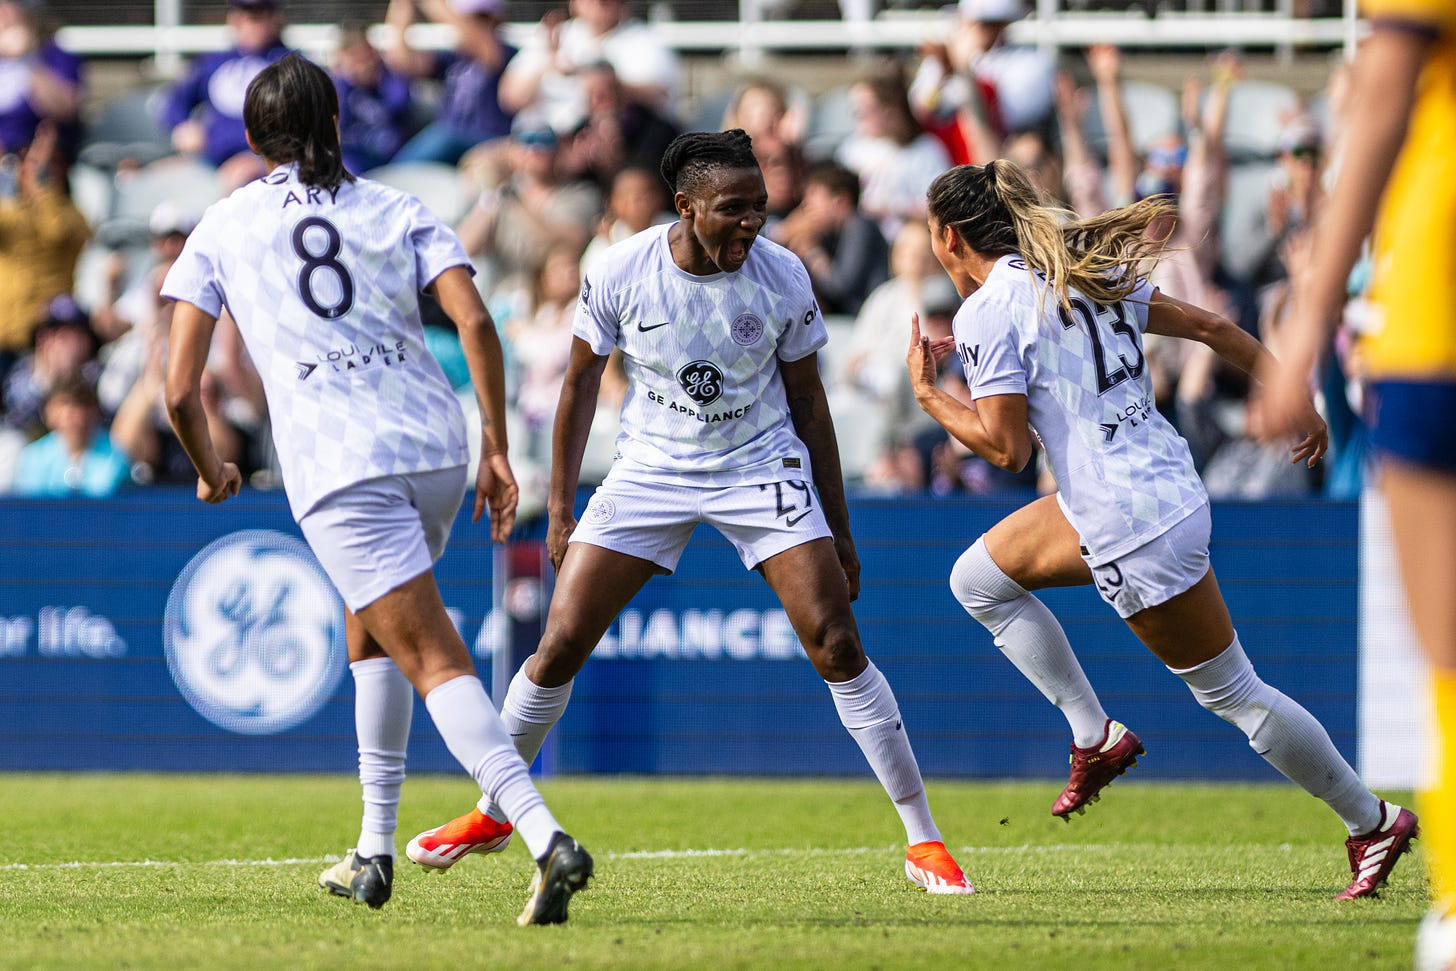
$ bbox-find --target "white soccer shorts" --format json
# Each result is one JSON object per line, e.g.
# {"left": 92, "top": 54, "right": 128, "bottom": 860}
{"left": 1083, "top": 502, "right": 1213, "bottom": 619}
{"left": 298, "top": 465, "right": 467, "bottom": 611}
{"left": 568, "top": 477, "right": 833, "bottom": 574}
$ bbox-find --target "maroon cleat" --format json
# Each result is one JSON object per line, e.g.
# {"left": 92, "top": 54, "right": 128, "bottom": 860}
{"left": 1337, "top": 801, "right": 1418, "bottom": 900}
{"left": 1052, "top": 719, "right": 1145, "bottom": 820}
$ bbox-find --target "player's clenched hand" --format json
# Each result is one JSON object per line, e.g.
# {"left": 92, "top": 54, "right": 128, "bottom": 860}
{"left": 546, "top": 512, "right": 577, "bottom": 573}
{"left": 197, "top": 462, "right": 242, "bottom": 504}
{"left": 474, "top": 450, "right": 519, "bottom": 543}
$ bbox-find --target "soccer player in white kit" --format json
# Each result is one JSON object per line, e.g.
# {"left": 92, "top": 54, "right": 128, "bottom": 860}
{"left": 406, "top": 130, "right": 975, "bottom": 895}
{"left": 160, "top": 54, "right": 592, "bottom": 924}
{"left": 906, "top": 159, "right": 1417, "bottom": 899}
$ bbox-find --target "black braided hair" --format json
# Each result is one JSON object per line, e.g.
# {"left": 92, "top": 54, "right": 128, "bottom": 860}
{"left": 659, "top": 129, "right": 759, "bottom": 198}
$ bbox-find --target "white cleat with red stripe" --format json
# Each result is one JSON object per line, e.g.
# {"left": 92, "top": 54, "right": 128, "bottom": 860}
{"left": 406, "top": 809, "right": 514, "bottom": 871}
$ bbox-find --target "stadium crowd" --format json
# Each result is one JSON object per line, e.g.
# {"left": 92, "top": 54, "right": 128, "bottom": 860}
{"left": 0, "top": 0, "right": 1367, "bottom": 506}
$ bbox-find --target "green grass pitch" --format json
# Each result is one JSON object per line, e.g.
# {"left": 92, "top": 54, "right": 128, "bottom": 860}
{"left": 0, "top": 773, "right": 1425, "bottom": 970}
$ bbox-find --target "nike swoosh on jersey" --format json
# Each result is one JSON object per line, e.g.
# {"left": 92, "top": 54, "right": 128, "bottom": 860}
{"left": 786, "top": 511, "right": 812, "bottom": 526}
{"left": 637, "top": 321, "right": 672, "bottom": 332}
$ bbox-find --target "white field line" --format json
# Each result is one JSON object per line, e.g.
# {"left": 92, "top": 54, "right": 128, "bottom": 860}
{"left": 0, "top": 843, "right": 1294, "bottom": 871}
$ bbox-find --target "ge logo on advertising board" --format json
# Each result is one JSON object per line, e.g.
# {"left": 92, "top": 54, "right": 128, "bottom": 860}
{"left": 164, "top": 530, "right": 345, "bottom": 735}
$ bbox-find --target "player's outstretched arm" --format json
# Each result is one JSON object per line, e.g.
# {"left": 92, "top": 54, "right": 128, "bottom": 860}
{"left": 547, "top": 338, "right": 609, "bottom": 570}
{"left": 1147, "top": 291, "right": 1327, "bottom": 467}
{"left": 780, "top": 352, "right": 861, "bottom": 600}
{"left": 429, "top": 265, "right": 518, "bottom": 539}
{"left": 165, "top": 300, "right": 241, "bottom": 504}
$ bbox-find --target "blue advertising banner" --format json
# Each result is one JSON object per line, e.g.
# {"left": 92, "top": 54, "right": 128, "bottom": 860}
{"left": 0, "top": 492, "right": 1358, "bottom": 783}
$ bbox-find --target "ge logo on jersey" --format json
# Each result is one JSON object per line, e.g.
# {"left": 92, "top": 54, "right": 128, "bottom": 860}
{"left": 677, "top": 360, "right": 724, "bottom": 405}
{"left": 730, "top": 312, "right": 764, "bottom": 345}
{"left": 163, "top": 530, "right": 346, "bottom": 736}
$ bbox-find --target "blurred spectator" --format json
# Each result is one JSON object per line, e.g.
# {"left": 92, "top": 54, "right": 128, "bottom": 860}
{"left": 0, "top": 0, "right": 81, "bottom": 159}
{"left": 556, "top": 61, "right": 679, "bottom": 191}
{"left": 385, "top": 0, "right": 517, "bottom": 165}
{"left": 1246, "top": 116, "right": 1325, "bottom": 291}
{"left": 508, "top": 241, "right": 581, "bottom": 459}
{"left": 754, "top": 133, "right": 805, "bottom": 226}
{"left": 456, "top": 112, "right": 601, "bottom": 315}
{"left": 835, "top": 71, "right": 951, "bottom": 241}
{"left": 908, "top": 33, "right": 1002, "bottom": 165}
{"left": 770, "top": 160, "right": 889, "bottom": 317}
{"left": 157, "top": 0, "right": 292, "bottom": 181}
{"left": 1002, "top": 127, "right": 1063, "bottom": 207}
{"left": 722, "top": 77, "right": 807, "bottom": 147}
{"left": 949, "top": 0, "right": 1054, "bottom": 135}
{"left": 108, "top": 307, "right": 257, "bottom": 486}
{"left": 3, "top": 295, "right": 100, "bottom": 438}
{"left": 580, "top": 165, "right": 671, "bottom": 276}
{"left": 10, "top": 376, "right": 129, "bottom": 497}
{"left": 0, "top": 123, "right": 88, "bottom": 373}
{"left": 839, "top": 221, "right": 942, "bottom": 402}
{"left": 95, "top": 201, "right": 198, "bottom": 413}
{"left": 498, "top": 0, "right": 681, "bottom": 136}
{"left": 332, "top": 22, "right": 414, "bottom": 174}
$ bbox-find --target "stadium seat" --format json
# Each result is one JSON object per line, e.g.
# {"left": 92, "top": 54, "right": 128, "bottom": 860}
{"left": 1082, "top": 80, "right": 1181, "bottom": 158}
{"left": 826, "top": 385, "right": 887, "bottom": 483}
{"left": 687, "top": 86, "right": 737, "bottom": 134}
{"left": 77, "top": 84, "right": 174, "bottom": 170}
{"left": 98, "top": 158, "right": 223, "bottom": 248}
{"left": 69, "top": 163, "right": 114, "bottom": 228}
{"left": 816, "top": 313, "right": 856, "bottom": 385}
{"left": 803, "top": 86, "right": 855, "bottom": 162}
{"left": 1222, "top": 80, "right": 1300, "bottom": 161}
{"left": 362, "top": 161, "right": 473, "bottom": 224}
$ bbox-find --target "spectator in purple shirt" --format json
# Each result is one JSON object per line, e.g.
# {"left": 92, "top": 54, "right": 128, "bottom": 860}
{"left": 384, "top": 0, "right": 517, "bottom": 165}
{"left": 157, "top": 0, "right": 293, "bottom": 174}
{"left": 332, "top": 23, "right": 414, "bottom": 174}
{"left": 0, "top": 0, "right": 81, "bottom": 158}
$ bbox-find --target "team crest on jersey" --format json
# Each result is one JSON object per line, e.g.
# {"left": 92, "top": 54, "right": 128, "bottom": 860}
{"left": 584, "top": 495, "right": 616, "bottom": 524}
{"left": 730, "top": 312, "right": 764, "bottom": 346}
{"left": 677, "top": 360, "right": 724, "bottom": 405}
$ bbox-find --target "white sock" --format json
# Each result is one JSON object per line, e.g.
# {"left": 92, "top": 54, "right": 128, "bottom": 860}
{"left": 474, "top": 663, "right": 574, "bottom": 821}
{"left": 424, "top": 675, "right": 563, "bottom": 858}
{"left": 351, "top": 657, "right": 411, "bottom": 859}
{"left": 827, "top": 661, "right": 942, "bottom": 846}
{"left": 1171, "top": 636, "right": 1383, "bottom": 835}
{"left": 951, "top": 538, "right": 1109, "bottom": 748}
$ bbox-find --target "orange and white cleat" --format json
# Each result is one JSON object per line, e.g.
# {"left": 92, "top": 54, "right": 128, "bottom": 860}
{"left": 406, "top": 808, "right": 514, "bottom": 871}
{"left": 904, "top": 840, "right": 976, "bottom": 895}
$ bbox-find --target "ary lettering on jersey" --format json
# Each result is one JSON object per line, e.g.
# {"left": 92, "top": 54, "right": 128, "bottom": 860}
{"left": 281, "top": 184, "right": 343, "bottom": 209}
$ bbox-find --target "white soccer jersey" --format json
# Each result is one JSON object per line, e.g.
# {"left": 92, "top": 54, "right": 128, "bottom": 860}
{"left": 954, "top": 254, "right": 1207, "bottom": 565}
{"left": 573, "top": 224, "right": 827, "bottom": 489}
{"left": 162, "top": 163, "right": 471, "bottom": 520}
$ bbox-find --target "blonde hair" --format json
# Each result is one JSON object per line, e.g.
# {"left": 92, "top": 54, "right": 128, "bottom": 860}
{"left": 926, "top": 159, "right": 1174, "bottom": 309}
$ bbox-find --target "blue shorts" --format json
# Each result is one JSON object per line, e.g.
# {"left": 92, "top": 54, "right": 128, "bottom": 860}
{"left": 1367, "top": 380, "right": 1456, "bottom": 472}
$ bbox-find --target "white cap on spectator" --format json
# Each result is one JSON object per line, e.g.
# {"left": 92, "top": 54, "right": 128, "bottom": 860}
{"left": 149, "top": 201, "right": 199, "bottom": 238}
{"left": 958, "top": 0, "right": 1027, "bottom": 22}
{"left": 452, "top": 0, "right": 506, "bottom": 16}
{"left": 1276, "top": 116, "right": 1322, "bottom": 155}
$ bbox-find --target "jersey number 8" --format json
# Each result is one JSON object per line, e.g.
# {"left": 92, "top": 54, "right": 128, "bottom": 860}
{"left": 291, "top": 216, "right": 355, "bottom": 320}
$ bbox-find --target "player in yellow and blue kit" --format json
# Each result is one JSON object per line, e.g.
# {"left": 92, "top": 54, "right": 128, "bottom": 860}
{"left": 1256, "top": 0, "right": 1456, "bottom": 965}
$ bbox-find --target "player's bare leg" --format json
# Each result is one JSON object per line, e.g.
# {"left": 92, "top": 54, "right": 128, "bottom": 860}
{"left": 761, "top": 538, "right": 973, "bottom": 894}
{"left": 1130, "top": 567, "right": 1414, "bottom": 898}
{"left": 1383, "top": 462, "right": 1456, "bottom": 954}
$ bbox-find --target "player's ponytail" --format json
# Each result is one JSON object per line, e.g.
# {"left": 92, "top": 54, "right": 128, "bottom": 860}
{"left": 927, "top": 160, "right": 1174, "bottom": 309}
{"left": 243, "top": 53, "right": 355, "bottom": 190}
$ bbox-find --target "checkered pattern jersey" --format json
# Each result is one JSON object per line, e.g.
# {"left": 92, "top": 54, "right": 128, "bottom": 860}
{"left": 573, "top": 224, "right": 827, "bottom": 489}
{"left": 953, "top": 255, "right": 1207, "bottom": 565}
{"left": 162, "top": 164, "right": 472, "bottom": 519}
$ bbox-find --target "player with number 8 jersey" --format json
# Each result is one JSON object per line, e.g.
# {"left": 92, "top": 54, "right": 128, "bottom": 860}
{"left": 160, "top": 54, "right": 592, "bottom": 925}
